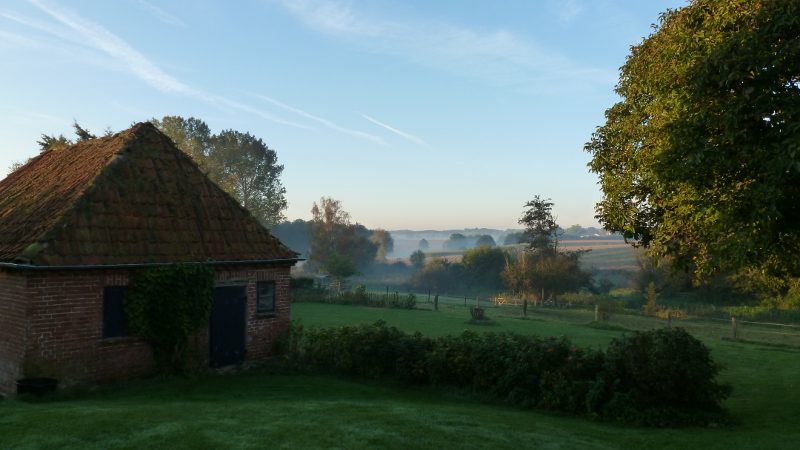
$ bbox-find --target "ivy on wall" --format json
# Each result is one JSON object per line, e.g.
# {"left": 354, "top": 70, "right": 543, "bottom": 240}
{"left": 125, "top": 264, "right": 214, "bottom": 373}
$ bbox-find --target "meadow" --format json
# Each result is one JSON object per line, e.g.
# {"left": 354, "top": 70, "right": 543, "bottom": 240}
{"left": 1, "top": 302, "right": 798, "bottom": 449}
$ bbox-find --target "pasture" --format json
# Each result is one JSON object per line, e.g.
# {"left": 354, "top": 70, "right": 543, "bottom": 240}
{"left": 397, "top": 239, "right": 639, "bottom": 271}
{"left": 1, "top": 302, "right": 798, "bottom": 449}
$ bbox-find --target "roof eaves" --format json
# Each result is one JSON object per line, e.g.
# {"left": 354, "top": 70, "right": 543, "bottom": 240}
{"left": 0, "top": 258, "right": 304, "bottom": 271}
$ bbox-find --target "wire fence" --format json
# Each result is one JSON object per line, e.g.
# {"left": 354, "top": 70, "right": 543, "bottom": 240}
{"left": 392, "top": 289, "right": 800, "bottom": 348}
{"left": 294, "top": 286, "right": 800, "bottom": 348}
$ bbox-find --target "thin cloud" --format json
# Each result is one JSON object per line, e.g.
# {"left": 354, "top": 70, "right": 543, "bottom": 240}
{"left": 0, "top": 28, "right": 39, "bottom": 47}
{"left": 256, "top": 94, "right": 386, "bottom": 145}
{"left": 23, "top": 0, "right": 308, "bottom": 129}
{"left": 132, "top": 0, "right": 187, "bottom": 28}
{"left": 548, "top": 0, "right": 585, "bottom": 24}
{"left": 276, "top": 0, "right": 615, "bottom": 93}
{"left": 30, "top": 0, "right": 192, "bottom": 93}
{"left": 362, "top": 114, "right": 425, "bottom": 146}
{"left": 279, "top": 0, "right": 382, "bottom": 36}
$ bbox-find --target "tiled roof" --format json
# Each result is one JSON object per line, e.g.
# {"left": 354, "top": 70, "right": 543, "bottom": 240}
{"left": 0, "top": 122, "right": 298, "bottom": 266}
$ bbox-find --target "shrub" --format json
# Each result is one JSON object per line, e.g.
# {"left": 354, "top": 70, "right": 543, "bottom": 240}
{"left": 290, "top": 277, "right": 315, "bottom": 289}
{"left": 290, "top": 323, "right": 730, "bottom": 426}
{"left": 598, "top": 328, "right": 731, "bottom": 426}
{"left": 559, "top": 290, "right": 597, "bottom": 305}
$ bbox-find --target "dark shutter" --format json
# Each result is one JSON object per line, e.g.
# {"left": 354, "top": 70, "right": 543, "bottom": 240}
{"left": 103, "top": 286, "right": 129, "bottom": 338}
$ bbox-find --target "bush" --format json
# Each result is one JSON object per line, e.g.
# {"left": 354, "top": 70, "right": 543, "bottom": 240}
{"left": 559, "top": 290, "right": 597, "bottom": 305}
{"left": 291, "top": 322, "right": 730, "bottom": 426}
{"left": 292, "top": 285, "right": 415, "bottom": 309}
{"left": 726, "top": 305, "right": 800, "bottom": 324}
{"left": 290, "top": 277, "right": 316, "bottom": 289}
{"left": 598, "top": 328, "right": 731, "bottom": 426}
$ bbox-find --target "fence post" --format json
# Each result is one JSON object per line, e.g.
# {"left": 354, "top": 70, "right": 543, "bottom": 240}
{"left": 464, "top": 296, "right": 467, "bottom": 307}
{"left": 428, "top": 289, "right": 431, "bottom": 303}
{"left": 667, "top": 310, "right": 672, "bottom": 329}
{"left": 434, "top": 293, "right": 439, "bottom": 311}
{"left": 732, "top": 316, "right": 738, "bottom": 339}
{"left": 594, "top": 304, "right": 599, "bottom": 322}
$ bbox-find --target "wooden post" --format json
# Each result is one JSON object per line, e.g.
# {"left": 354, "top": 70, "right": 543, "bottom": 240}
{"left": 732, "top": 316, "right": 738, "bottom": 339}
{"left": 667, "top": 310, "right": 672, "bottom": 329}
{"left": 464, "top": 296, "right": 467, "bottom": 307}
{"left": 434, "top": 293, "right": 439, "bottom": 311}
{"left": 523, "top": 298, "right": 528, "bottom": 317}
{"left": 594, "top": 304, "right": 599, "bottom": 322}
{"left": 428, "top": 289, "right": 431, "bottom": 303}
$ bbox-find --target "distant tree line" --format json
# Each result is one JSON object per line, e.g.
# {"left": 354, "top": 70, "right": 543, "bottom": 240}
{"left": 443, "top": 233, "right": 496, "bottom": 250}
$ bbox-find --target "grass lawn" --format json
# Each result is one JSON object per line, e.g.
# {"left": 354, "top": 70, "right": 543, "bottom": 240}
{"left": 2, "top": 303, "right": 799, "bottom": 449}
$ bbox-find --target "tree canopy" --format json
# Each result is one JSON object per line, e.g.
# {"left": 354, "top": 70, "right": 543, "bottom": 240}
{"left": 309, "top": 197, "right": 377, "bottom": 272}
{"left": 519, "top": 196, "right": 560, "bottom": 253}
{"left": 152, "top": 116, "right": 287, "bottom": 226}
{"left": 586, "top": 0, "right": 800, "bottom": 283}
{"left": 370, "top": 229, "right": 394, "bottom": 262}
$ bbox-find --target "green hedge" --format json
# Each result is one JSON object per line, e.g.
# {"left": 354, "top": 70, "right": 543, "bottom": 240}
{"left": 293, "top": 284, "right": 416, "bottom": 310}
{"left": 291, "top": 322, "right": 730, "bottom": 427}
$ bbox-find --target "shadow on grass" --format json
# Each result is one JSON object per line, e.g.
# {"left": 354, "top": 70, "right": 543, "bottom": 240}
{"left": 583, "top": 321, "right": 633, "bottom": 332}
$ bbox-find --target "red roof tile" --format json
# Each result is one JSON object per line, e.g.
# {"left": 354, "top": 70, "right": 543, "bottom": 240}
{"left": 0, "top": 122, "right": 298, "bottom": 266}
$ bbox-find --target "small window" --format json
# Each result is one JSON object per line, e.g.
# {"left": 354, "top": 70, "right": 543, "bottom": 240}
{"left": 103, "top": 286, "right": 129, "bottom": 338}
{"left": 257, "top": 281, "right": 276, "bottom": 314}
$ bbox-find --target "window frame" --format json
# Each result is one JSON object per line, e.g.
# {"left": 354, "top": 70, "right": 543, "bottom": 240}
{"left": 256, "top": 280, "right": 276, "bottom": 315}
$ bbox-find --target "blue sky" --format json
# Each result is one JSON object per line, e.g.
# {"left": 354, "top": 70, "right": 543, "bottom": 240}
{"left": 0, "top": 0, "right": 684, "bottom": 230}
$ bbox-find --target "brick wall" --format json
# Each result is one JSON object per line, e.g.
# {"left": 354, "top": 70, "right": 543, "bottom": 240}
{"left": 0, "top": 270, "right": 27, "bottom": 397}
{"left": 4, "top": 263, "right": 292, "bottom": 395}
{"left": 24, "top": 269, "right": 154, "bottom": 388}
{"left": 213, "top": 265, "right": 292, "bottom": 361}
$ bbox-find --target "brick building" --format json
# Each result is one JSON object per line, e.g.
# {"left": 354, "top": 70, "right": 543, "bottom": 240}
{"left": 0, "top": 123, "right": 299, "bottom": 396}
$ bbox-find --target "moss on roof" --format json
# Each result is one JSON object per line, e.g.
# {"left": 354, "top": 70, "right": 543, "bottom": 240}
{"left": 0, "top": 122, "right": 298, "bottom": 266}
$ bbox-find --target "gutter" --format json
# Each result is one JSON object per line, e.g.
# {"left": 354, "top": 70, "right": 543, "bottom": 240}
{"left": 0, "top": 258, "right": 305, "bottom": 271}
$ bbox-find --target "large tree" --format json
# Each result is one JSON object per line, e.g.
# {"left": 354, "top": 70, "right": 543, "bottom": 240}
{"left": 309, "top": 197, "right": 377, "bottom": 271}
{"left": 212, "top": 130, "right": 287, "bottom": 226}
{"left": 152, "top": 116, "right": 287, "bottom": 226}
{"left": 461, "top": 245, "right": 506, "bottom": 290}
{"left": 504, "top": 198, "right": 590, "bottom": 300}
{"left": 370, "top": 229, "right": 394, "bottom": 262}
{"left": 519, "top": 196, "right": 560, "bottom": 253}
{"left": 586, "top": 1, "right": 800, "bottom": 283}
{"left": 151, "top": 116, "right": 213, "bottom": 173}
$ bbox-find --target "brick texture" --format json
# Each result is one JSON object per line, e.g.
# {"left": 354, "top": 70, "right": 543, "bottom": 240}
{"left": 0, "top": 263, "right": 292, "bottom": 396}
{"left": 0, "top": 270, "right": 27, "bottom": 397}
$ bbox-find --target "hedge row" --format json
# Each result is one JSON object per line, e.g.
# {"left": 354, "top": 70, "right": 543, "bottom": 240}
{"left": 293, "top": 285, "right": 416, "bottom": 310}
{"left": 290, "top": 321, "right": 731, "bottom": 427}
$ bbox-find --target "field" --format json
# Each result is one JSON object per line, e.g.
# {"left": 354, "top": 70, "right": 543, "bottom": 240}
{"left": 2, "top": 302, "right": 799, "bottom": 449}
{"left": 393, "top": 240, "right": 639, "bottom": 271}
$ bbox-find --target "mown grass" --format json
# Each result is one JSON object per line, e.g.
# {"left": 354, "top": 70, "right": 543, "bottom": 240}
{"left": 1, "top": 303, "right": 799, "bottom": 449}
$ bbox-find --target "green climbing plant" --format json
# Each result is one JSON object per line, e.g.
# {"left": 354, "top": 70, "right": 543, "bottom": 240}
{"left": 125, "top": 264, "right": 214, "bottom": 373}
